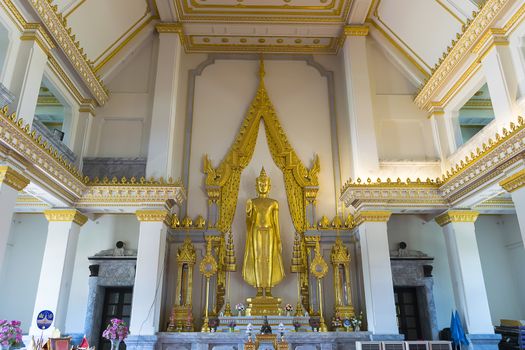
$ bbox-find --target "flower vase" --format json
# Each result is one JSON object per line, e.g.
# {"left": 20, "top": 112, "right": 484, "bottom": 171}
{"left": 1, "top": 344, "right": 11, "bottom": 350}
{"left": 286, "top": 311, "right": 291, "bottom": 317}
{"left": 237, "top": 310, "right": 242, "bottom": 317}
{"left": 229, "top": 327, "right": 235, "bottom": 332}
{"left": 355, "top": 325, "right": 360, "bottom": 332}
{"left": 110, "top": 340, "right": 121, "bottom": 350}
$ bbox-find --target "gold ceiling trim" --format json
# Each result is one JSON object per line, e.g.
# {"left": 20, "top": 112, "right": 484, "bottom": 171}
{"left": 37, "top": 96, "right": 61, "bottom": 106}
{"left": 414, "top": 0, "right": 513, "bottom": 110}
{"left": 204, "top": 59, "right": 320, "bottom": 233}
{"left": 28, "top": 0, "right": 109, "bottom": 105}
{"left": 64, "top": 0, "right": 87, "bottom": 18}
{"left": 185, "top": 35, "right": 338, "bottom": 53}
{"left": 48, "top": 55, "right": 94, "bottom": 106}
{"left": 94, "top": 15, "right": 156, "bottom": 72}
{"left": 93, "top": 4, "right": 153, "bottom": 63}
{"left": 368, "top": 20, "right": 430, "bottom": 78}
{"left": 434, "top": 0, "right": 465, "bottom": 25}
{"left": 174, "top": 0, "right": 352, "bottom": 22}
{"left": 187, "top": 0, "right": 338, "bottom": 11}
{"left": 372, "top": 0, "right": 432, "bottom": 70}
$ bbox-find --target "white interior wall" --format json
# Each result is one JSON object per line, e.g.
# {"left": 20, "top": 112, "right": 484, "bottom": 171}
{"left": 388, "top": 214, "right": 525, "bottom": 331}
{"left": 88, "top": 39, "right": 156, "bottom": 158}
{"left": 367, "top": 40, "right": 438, "bottom": 162}
{"left": 0, "top": 214, "right": 139, "bottom": 334}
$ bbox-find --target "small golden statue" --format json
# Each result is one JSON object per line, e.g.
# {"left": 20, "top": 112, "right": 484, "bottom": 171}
{"left": 242, "top": 167, "right": 285, "bottom": 314}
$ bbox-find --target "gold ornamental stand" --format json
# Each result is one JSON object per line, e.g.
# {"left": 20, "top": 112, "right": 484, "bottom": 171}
{"left": 200, "top": 236, "right": 218, "bottom": 332}
{"left": 223, "top": 231, "right": 236, "bottom": 316}
{"left": 291, "top": 232, "right": 304, "bottom": 316}
{"left": 310, "top": 240, "right": 329, "bottom": 332}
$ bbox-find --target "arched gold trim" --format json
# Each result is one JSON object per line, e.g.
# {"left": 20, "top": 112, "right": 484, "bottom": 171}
{"left": 204, "top": 58, "right": 320, "bottom": 233}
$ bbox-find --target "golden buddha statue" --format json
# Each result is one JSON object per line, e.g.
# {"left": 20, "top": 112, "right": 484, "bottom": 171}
{"left": 242, "top": 167, "right": 285, "bottom": 301}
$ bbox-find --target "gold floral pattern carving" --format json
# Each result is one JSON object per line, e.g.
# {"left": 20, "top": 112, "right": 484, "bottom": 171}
{"left": 435, "top": 210, "right": 479, "bottom": 226}
{"left": 203, "top": 59, "right": 320, "bottom": 233}
{"left": 354, "top": 211, "right": 391, "bottom": 226}
{"left": 44, "top": 209, "right": 88, "bottom": 226}
{"left": 136, "top": 210, "right": 171, "bottom": 223}
{"left": 0, "top": 166, "right": 30, "bottom": 191}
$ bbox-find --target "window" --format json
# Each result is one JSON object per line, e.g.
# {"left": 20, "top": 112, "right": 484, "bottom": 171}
{"left": 457, "top": 83, "right": 495, "bottom": 144}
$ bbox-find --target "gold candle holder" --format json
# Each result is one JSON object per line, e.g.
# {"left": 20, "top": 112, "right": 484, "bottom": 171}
{"left": 310, "top": 240, "right": 328, "bottom": 332}
{"left": 200, "top": 236, "right": 218, "bottom": 332}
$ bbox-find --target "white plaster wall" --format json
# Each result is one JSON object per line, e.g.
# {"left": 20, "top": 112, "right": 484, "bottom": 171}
{"left": 88, "top": 39, "right": 156, "bottom": 158}
{"left": 0, "top": 214, "right": 48, "bottom": 333}
{"left": 186, "top": 57, "right": 338, "bottom": 309}
{"left": 65, "top": 215, "right": 140, "bottom": 334}
{"left": 0, "top": 214, "right": 139, "bottom": 334}
{"left": 367, "top": 40, "right": 438, "bottom": 162}
{"left": 475, "top": 215, "right": 525, "bottom": 322}
{"left": 388, "top": 214, "right": 525, "bottom": 331}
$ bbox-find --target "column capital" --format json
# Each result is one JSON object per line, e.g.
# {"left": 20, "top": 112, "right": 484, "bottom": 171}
{"left": 79, "top": 100, "right": 97, "bottom": 116}
{"left": 156, "top": 23, "right": 183, "bottom": 34}
{"left": 0, "top": 166, "right": 30, "bottom": 191}
{"left": 343, "top": 25, "right": 369, "bottom": 37}
{"left": 44, "top": 209, "right": 88, "bottom": 226}
{"left": 354, "top": 210, "right": 391, "bottom": 226}
{"left": 435, "top": 210, "right": 479, "bottom": 227}
{"left": 499, "top": 169, "right": 525, "bottom": 193}
{"left": 136, "top": 209, "right": 171, "bottom": 224}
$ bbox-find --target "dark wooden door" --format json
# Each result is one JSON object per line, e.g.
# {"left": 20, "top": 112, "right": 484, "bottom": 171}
{"left": 394, "top": 287, "right": 422, "bottom": 340}
{"left": 99, "top": 287, "right": 133, "bottom": 350}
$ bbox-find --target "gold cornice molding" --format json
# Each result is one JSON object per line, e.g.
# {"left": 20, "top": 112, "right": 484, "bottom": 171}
{"left": 415, "top": 0, "right": 511, "bottom": 110}
{"left": 20, "top": 23, "right": 56, "bottom": 55}
{"left": 156, "top": 22, "right": 184, "bottom": 34}
{"left": 499, "top": 169, "right": 525, "bottom": 193}
{"left": 0, "top": 166, "right": 30, "bottom": 191}
{"left": 136, "top": 209, "right": 171, "bottom": 224}
{"left": 354, "top": 210, "right": 392, "bottom": 226}
{"left": 343, "top": 25, "right": 369, "bottom": 37}
{"left": 435, "top": 210, "right": 479, "bottom": 226}
{"left": 37, "top": 96, "right": 61, "bottom": 106}
{"left": 28, "top": 0, "right": 109, "bottom": 105}
{"left": 44, "top": 209, "right": 88, "bottom": 226}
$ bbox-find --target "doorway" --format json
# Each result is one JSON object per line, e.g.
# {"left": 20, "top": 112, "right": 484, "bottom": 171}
{"left": 394, "top": 287, "right": 422, "bottom": 340}
{"left": 98, "top": 287, "right": 133, "bottom": 350}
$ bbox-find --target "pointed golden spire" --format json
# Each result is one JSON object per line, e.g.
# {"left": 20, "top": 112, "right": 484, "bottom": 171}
{"left": 259, "top": 54, "right": 265, "bottom": 80}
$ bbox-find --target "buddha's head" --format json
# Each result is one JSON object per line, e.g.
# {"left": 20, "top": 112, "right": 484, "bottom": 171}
{"left": 256, "top": 167, "right": 271, "bottom": 196}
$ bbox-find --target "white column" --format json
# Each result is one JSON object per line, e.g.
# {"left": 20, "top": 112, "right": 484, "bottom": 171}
{"left": 435, "top": 210, "right": 494, "bottom": 334}
{"left": 129, "top": 210, "right": 169, "bottom": 335}
{"left": 29, "top": 209, "right": 88, "bottom": 337}
{"left": 481, "top": 39, "right": 521, "bottom": 124}
{"left": 146, "top": 24, "right": 183, "bottom": 179}
{"left": 9, "top": 37, "right": 48, "bottom": 125}
{"left": 355, "top": 211, "right": 398, "bottom": 334}
{"left": 500, "top": 169, "right": 525, "bottom": 244}
{"left": 0, "top": 166, "right": 29, "bottom": 270}
{"left": 429, "top": 107, "right": 457, "bottom": 162}
{"left": 342, "top": 27, "right": 380, "bottom": 179}
{"left": 73, "top": 104, "right": 96, "bottom": 169}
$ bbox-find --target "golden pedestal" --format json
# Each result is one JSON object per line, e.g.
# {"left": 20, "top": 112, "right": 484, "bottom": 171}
{"left": 244, "top": 334, "right": 289, "bottom": 350}
{"left": 335, "top": 305, "right": 355, "bottom": 320}
{"left": 167, "top": 305, "right": 193, "bottom": 332}
{"left": 246, "top": 296, "right": 282, "bottom": 316}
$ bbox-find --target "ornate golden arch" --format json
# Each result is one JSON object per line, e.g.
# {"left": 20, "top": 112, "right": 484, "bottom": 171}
{"left": 203, "top": 59, "right": 320, "bottom": 234}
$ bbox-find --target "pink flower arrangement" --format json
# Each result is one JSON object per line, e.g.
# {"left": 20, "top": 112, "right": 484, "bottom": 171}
{"left": 0, "top": 320, "right": 23, "bottom": 347}
{"left": 102, "top": 319, "right": 129, "bottom": 341}
{"left": 285, "top": 304, "right": 293, "bottom": 312}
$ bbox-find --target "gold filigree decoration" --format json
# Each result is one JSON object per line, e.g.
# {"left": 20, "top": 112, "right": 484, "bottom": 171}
{"left": 136, "top": 209, "right": 171, "bottom": 224}
{"left": 354, "top": 211, "right": 391, "bottom": 226}
{"left": 177, "top": 237, "right": 197, "bottom": 264}
{"left": 200, "top": 237, "right": 218, "bottom": 278}
{"left": 0, "top": 166, "right": 30, "bottom": 191}
{"left": 44, "top": 209, "right": 88, "bottom": 226}
{"left": 499, "top": 169, "right": 525, "bottom": 193}
{"left": 203, "top": 58, "right": 320, "bottom": 233}
{"left": 310, "top": 241, "right": 328, "bottom": 279}
{"left": 435, "top": 210, "right": 480, "bottom": 227}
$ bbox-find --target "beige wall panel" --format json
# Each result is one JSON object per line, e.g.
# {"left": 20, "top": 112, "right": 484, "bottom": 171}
{"left": 377, "top": 0, "right": 462, "bottom": 66}
{"left": 66, "top": 0, "right": 148, "bottom": 60}
{"left": 187, "top": 58, "right": 337, "bottom": 306}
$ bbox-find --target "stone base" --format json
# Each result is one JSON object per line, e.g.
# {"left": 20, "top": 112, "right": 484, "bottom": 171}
{"left": 468, "top": 333, "right": 501, "bottom": 350}
{"left": 155, "top": 331, "right": 373, "bottom": 350}
{"left": 246, "top": 296, "right": 282, "bottom": 316}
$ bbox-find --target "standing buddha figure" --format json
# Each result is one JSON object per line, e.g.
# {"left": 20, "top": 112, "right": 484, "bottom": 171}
{"left": 242, "top": 167, "right": 285, "bottom": 297}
